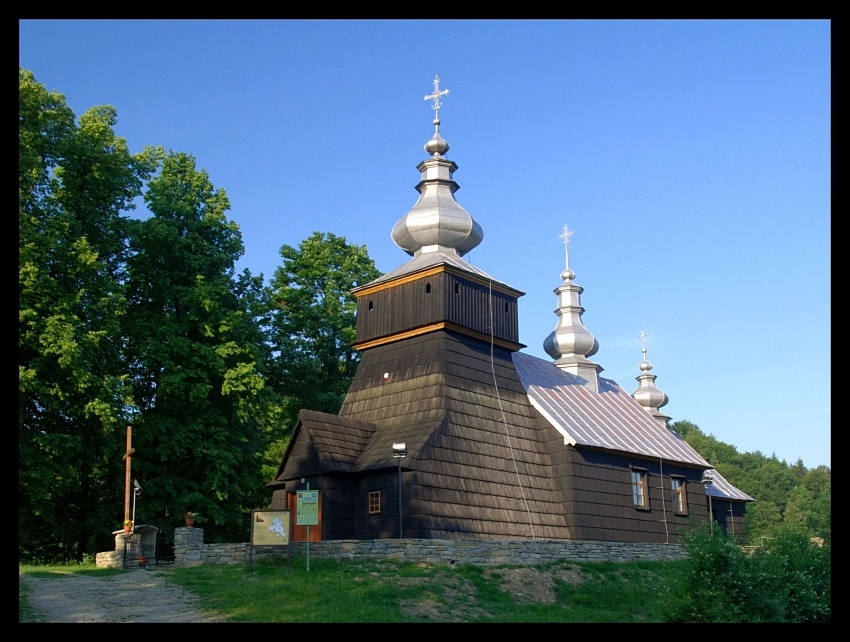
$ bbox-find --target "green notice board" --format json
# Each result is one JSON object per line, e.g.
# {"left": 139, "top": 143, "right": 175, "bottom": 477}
{"left": 297, "top": 490, "right": 319, "bottom": 525}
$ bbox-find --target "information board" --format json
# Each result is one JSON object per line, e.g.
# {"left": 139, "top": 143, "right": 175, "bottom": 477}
{"left": 296, "top": 490, "right": 319, "bottom": 526}
{"left": 251, "top": 510, "right": 291, "bottom": 546}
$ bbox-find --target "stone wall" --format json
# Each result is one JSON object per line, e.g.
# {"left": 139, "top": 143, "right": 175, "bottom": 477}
{"left": 169, "top": 527, "right": 686, "bottom": 568}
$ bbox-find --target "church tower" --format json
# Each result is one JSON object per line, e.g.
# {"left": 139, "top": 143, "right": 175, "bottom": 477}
{"left": 350, "top": 76, "right": 523, "bottom": 354}
{"left": 542, "top": 226, "right": 602, "bottom": 391}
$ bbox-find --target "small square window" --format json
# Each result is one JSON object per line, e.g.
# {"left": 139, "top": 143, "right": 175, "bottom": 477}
{"left": 671, "top": 477, "right": 687, "bottom": 514}
{"left": 631, "top": 469, "right": 649, "bottom": 509}
{"left": 368, "top": 491, "right": 381, "bottom": 514}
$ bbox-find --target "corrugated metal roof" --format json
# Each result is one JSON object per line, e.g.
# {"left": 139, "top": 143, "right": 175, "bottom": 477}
{"left": 512, "top": 350, "right": 754, "bottom": 502}
{"left": 513, "top": 351, "right": 709, "bottom": 465}
{"left": 703, "top": 469, "right": 754, "bottom": 501}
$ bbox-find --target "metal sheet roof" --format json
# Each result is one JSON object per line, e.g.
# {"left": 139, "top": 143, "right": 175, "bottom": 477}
{"left": 512, "top": 351, "right": 754, "bottom": 501}
{"left": 513, "top": 350, "right": 709, "bottom": 466}
{"left": 360, "top": 250, "right": 507, "bottom": 290}
{"left": 703, "top": 469, "right": 754, "bottom": 501}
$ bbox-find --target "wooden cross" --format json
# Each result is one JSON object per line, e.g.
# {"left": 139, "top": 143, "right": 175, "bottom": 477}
{"left": 122, "top": 426, "right": 135, "bottom": 523}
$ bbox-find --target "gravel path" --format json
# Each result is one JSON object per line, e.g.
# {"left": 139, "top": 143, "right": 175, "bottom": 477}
{"left": 20, "top": 569, "right": 228, "bottom": 623}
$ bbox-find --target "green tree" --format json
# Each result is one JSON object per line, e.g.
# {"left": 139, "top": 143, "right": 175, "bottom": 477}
{"left": 670, "top": 419, "right": 830, "bottom": 542}
{"left": 123, "top": 151, "right": 267, "bottom": 542}
{"left": 265, "top": 232, "right": 381, "bottom": 461}
{"left": 19, "top": 68, "right": 160, "bottom": 562}
{"left": 801, "top": 467, "right": 831, "bottom": 541}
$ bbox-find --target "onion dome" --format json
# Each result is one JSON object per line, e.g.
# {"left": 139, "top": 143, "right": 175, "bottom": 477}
{"left": 391, "top": 75, "right": 483, "bottom": 258}
{"left": 631, "top": 332, "right": 671, "bottom": 427}
{"left": 543, "top": 225, "right": 601, "bottom": 390}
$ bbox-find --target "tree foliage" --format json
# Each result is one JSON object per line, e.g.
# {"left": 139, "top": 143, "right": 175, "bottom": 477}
{"left": 664, "top": 524, "right": 830, "bottom": 622}
{"left": 123, "top": 151, "right": 269, "bottom": 542}
{"left": 266, "top": 231, "right": 381, "bottom": 434}
{"left": 19, "top": 68, "right": 160, "bottom": 561}
{"left": 670, "top": 420, "right": 831, "bottom": 543}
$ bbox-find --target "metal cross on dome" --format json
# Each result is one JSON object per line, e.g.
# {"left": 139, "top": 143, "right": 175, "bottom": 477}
{"left": 559, "top": 224, "right": 575, "bottom": 269}
{"left": 424, "top": 75, "right": 450, "bottom": 118}
{"left": 639, "top": 331, "right": 649, "bottom": 358}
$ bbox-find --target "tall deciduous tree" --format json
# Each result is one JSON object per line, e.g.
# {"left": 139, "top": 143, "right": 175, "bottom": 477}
{"left": 265, "top": 232, "right": 381, "bottom": 470}
{"left": 19, "top": 68, "right": 161, "bottom": 561}
{"left": 123, "top": 151, "right": 267, "bottom": 542}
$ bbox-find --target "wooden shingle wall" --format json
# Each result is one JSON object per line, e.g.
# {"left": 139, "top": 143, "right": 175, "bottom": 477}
{"left": 271, "top": 311, "right": 748, "bottom": 543}
{"left": 339, "top": 330, "right": 569, "bottom": 540}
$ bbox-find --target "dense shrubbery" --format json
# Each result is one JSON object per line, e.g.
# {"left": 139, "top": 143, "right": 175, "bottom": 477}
{"left": 664, "top": 524, "right": 830, "bottom": 622}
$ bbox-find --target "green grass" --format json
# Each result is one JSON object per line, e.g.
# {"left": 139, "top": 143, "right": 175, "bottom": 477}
{"left": 19, "top": 556, "right": 686, "bottom": 623}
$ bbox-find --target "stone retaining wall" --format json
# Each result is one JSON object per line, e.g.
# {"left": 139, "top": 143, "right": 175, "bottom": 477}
{"left": 170, "top": 527, "right": 685, "bottom": 567}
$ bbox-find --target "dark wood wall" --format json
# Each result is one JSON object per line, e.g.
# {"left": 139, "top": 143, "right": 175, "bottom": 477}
{"left": 554, "top": 448, "right": 747, "bottom": 543}
{"left": 355, "top": 271, "right": 519, "bottom": 345}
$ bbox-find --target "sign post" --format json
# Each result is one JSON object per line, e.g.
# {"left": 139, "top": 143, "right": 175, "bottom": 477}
{"left": 249, "top": 509, "right": 291, "bottom": 573}
{"left": 296, "top": 483, "right": 319, "bottom": 572}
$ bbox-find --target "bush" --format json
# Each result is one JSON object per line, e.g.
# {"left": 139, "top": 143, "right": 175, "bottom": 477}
{"left": 664, "top": 524, "right": 830, "bottom": 622}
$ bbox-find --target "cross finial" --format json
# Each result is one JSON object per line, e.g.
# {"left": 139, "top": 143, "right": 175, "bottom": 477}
{"left": 639, "top": 331, "right": 648, "bottom": 355}
{"left": 559, "top": 224, "right": 575, "bottom": 270}
{"left": 424, "top": 75, "right": 450, "bottom": 113}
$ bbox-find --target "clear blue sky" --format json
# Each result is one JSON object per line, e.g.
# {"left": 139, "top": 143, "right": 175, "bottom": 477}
{"left": 19, "top": 19, "right": 831, "bottom": 469}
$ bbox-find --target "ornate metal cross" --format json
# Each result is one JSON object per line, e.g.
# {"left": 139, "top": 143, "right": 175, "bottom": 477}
{"left": 559, "top": 224, "right": 575, "bottom": 269}
{"left": 424, "top": 75, "right": 450, "bottom": 117}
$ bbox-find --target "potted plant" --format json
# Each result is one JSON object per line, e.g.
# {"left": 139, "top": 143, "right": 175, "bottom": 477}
{"left": 122, "top": 519, "right": 133, "bottom": 533}
{"left": 138, "top": 555, "right": 147, "bottom": 569}
{"left": 183, "top": 511, "right": 200, "bottom": 527}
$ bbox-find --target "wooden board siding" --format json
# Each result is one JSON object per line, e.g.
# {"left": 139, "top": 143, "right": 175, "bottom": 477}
{"left": 555, "top": 447, "right": 736, "bottom": 544}
{"left": 355, "top": 271, "right": 519, "bottom": 347}
{"left": 711, "top": 499, "right": 749, "bottom": 542}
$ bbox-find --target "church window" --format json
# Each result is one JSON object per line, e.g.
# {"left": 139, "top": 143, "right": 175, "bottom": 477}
{"left": 671, "top": 477, "right": 687, "bottom": 514}
{"left": 425, "top": 283, "right": 431, "bottom": 294}
{"left": 631, "top": 469, "right": 648, "bottom": 509}
{"left": 368, "top": 491, "right": 381, "bottom": 514}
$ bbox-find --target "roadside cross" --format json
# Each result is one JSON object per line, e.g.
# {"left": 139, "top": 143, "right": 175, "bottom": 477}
{"left": 123, "top": 426, "right": 135, "bottom": 523}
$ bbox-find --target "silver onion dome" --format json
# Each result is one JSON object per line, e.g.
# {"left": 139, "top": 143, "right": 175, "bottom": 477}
{"left": 631, "top": 332, "right": 670, "bottom": 426}
{"left": 391, "top": 75, "right": 483, "bottom": 258}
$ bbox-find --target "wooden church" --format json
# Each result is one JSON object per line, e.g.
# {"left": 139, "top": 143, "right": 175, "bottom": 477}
{"left": 267, "top": 77, "right": 753, "bottom": 544}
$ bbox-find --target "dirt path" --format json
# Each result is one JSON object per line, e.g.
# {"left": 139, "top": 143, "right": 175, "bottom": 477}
{"left": 20, "top": 569, "right": 228, "bottom": 623}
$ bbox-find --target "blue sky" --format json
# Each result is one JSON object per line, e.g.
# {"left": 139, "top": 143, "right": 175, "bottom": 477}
{"left": 19, "top": 19, "right": 831, "bottom": 469}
